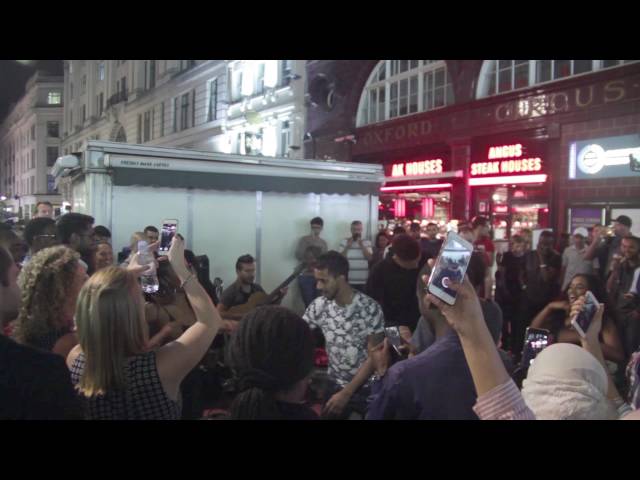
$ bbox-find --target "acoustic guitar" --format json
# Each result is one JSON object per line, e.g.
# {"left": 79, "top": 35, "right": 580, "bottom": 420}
{"left": 224, "top": 263, "right": 307, "bottom": 317}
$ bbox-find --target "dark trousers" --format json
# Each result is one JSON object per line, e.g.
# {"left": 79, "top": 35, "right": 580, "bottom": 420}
{"left": 298, "top": 274, "right": 320, "bottom": 308}
{"left": 321, "top": 379, "right": 371, "bottom": 420}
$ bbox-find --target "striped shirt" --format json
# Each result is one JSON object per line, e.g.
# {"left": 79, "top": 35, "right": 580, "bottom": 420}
{"left": 339, "top": 238, "right": 373, "bottom": 285}
{"left": 473, "top": 379, "right": 536, "bottom": 420}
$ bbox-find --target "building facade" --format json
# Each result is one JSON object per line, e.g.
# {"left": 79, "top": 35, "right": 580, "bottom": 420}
{"left": 0, "top": 72, "right": 64, "bottom": 219}
{"left": 305, "top": 60, "right": 640, "bottom": 240}
{"left": 58, "top": 60, "right": 307, "bottom": 204}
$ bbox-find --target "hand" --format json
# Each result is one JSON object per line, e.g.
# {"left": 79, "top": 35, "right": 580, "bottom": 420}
{"left": 570, "top": 295, "right": 604, "bottom": 344}
{"left": 323, "top": 389, "right": 352, "bottom": 417}
{"left": 346, "top": 238, "right": 354, "bottom": 248}
{"left": 279, "top": 287, "right": 289, "bottom": 296}
{"left": 167, "top": 235, "right": 190, "bottom": 279}
{"left": 368, "top": 338, "right": 391, "bottom": 377}
{"left": 426, "top": 276, "right": 484, "bottom": 338}
{"left": 126, "top": 252, "right": 154, "bottom": 277}
{"left": 624, "top": 292, "right": 638, "bottom": 301}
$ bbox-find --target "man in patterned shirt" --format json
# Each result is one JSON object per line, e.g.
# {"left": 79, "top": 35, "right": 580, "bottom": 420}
{"left": 304, "top": 251, "right": 384, "bottom": 419}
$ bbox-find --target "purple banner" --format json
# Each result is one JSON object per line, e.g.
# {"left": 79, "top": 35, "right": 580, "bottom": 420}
{"left": 570, "top": 207, "right": 603, "bottom": 232}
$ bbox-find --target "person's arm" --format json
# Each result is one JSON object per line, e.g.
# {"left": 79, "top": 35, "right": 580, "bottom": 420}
{"left": 295, "top": 237, "right": 308, "bottom": 263}
{"left": 600, "top": 318, "right": 626, "bottom": 364}
{"left": 155, "top": 236, "right": 222, "bottom": 399}
{"left": 426, "top": 277, "right": 535, "bottom": 419}
{"left": 359, "top": 239, "right": 373, "bottom": 262}
{"left": 52, "top": 332, "right": 79, "bottom": 359}
{"left": 529, "top": 301, "right": 567, "bottom": 329}
{"left": 340, "top": 238, "right": 352, "bottom": 256}
{"left": 607, "top": 260, "right": 622, "bottom": 296}
{"left": 323, "top": 356, "right": 375, "bottom": 417}
{"left": 583, "top": 230, "right": 606, "bottom": 261}
{"left": 146, "top": 322, "right": 183, "bottom": 350}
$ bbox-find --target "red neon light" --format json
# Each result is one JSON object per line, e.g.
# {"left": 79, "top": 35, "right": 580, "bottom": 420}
{"left": 468, "top": 174, "right": 547, "bottom": 186}
{"left": 394, "top": 198, "right": 406, "bottom": 217}
{"left": 470, "top": 158, "right": 542, "bottom": 177}
{"left": 493, "top": 205, "right": 509, "bottom": 213}
{"left": 391, "top": 159, "right": 444, "bottom": 177}
{"left": 422, "top": 198, "right": 434, "bottom": 218}
{"left": 381, "top": 183, "right": 453, "bottom": 192}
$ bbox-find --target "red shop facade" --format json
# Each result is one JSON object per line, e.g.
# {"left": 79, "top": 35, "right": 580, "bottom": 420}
{"left": 306, "top": 60, "right": 640, "bottom": 238}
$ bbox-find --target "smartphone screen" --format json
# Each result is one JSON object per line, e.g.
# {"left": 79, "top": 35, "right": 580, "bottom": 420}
{"left": 160, "top": 220, "right": 178, "bottom": 253}
{"left": 572, "top": 291, "right": 598, "bottom": 338}
{"left": 384, "top": 327, "right": 403, "bottom": 355}
{"left": 427, "top": 232, "right": 474, "bottom": 305}
{"left": 521, "top": 328, "right": 550, "bottom": 368}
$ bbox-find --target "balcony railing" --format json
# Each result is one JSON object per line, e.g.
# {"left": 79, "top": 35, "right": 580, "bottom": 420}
{"left": 106, "top": 90, "right": 128, "bottom": 109}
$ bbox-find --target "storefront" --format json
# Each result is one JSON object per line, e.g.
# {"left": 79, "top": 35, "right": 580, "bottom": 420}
{"left": 564, "top": 134, "right": 640, "bottom": 236}
{"left": 378, "top": 148, "right": 462, "bottom": 226}
{"left": 469, "top": 137, "right": 551, "bottom": 241}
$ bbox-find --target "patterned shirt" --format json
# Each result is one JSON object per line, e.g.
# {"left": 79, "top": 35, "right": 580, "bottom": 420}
{"left": 303, "top": 291, "right": 384, "bottom": 387}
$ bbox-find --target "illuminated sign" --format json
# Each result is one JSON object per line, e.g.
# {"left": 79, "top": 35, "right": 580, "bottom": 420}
{"left": 391, "top": 159, "right": 444, "bottom": 177}
{"left": 381, "top": 183, "right": 453, "bottom": 192}
{"left": 470, "top": 140, "right": 547, "bottom": 185}
{"left": 569, "top": 134, "right": 640, "bottom": 179}
{"left": 493, "top": 205, "right": 509, "bottom": 214}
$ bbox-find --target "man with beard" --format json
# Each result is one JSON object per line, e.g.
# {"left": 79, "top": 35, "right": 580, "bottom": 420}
{"left": 56, "top": 212, "right": 95, "bottom": 273}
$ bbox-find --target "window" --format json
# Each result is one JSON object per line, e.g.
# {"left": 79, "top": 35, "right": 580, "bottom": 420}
{"left": 47, "top": 121, "right": 59, "bottom": 138}
{"left": 31, "top": 125, "right": 36, "bottom": 141}
{"left": 143, "top": 110, "right": 151, "bottom": 142}
{"left": 98, "top": 61, "right": 105, "bottom": 81}
{"left": 30, "top": 176, "right": 35, "bottom": 195}
{"left": 280, "top": 120, "right": 291, "bottom": 157}
{"left": 255, "top": 62, "right": 265, "bottom": 95}
{"left": 244, "top": 130, "right": 263, "bottom": 155}
{"left": 357, "top": 60, "right": 453, "bottom": 127}
{"left": 149, "top": 60, "right": 156, "bottom": 89}
{"left": 31, "top": 149, "right": 35, "bottom": 169}
{"left": 477, "top": 60, "right": 640, "bottom": 98}
{"left": 180, "top": 93, "right": 189, "bottom": 131}
{"left": 97, "top": 93, "right": 104, "bottom": 116}
{"left": 69, "top": 110, "right": 73, "bottom": 129}
{"left": 121, "top": 77, "right": 127, "bottom": 95}
{"left": 160, "top": 101, "right": 165, "bottom": 137}
{"left": 47, "top": 147, "right": 58, "bottom": 167}
{"left": 47, "top": 174, "right": 57, "bottom": 194}
{"left": 48, "top": 91, "right": 61, "bottom": 105}
{"left": 231, "top": 69, "right": 243, "bottom": 102}
{"left": 191, "top": 89, "right": 196, "bottom": 128}
{"left": 137, "top": 114, "right": 142, "bottom": 143}
{"left": 281, "top": 60, "right": 293, "bottom": 86}
{"left": 70, "top": 83, "right": 74, "bottom": 99}
{"left": 173, "top": 97, "right": 178, "bottom": 133}
{"left": 82, "top": 104, "right": 86, "bottom": 124}
{"left": 207, "top": 78, "right": 218, "bottom": 122}
{"left": 82, "top": 75, "right": 87, "bottom": 94}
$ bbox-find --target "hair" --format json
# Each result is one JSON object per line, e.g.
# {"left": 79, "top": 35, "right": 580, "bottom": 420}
{"left": 426, "top": 222, "right": 438, "bottom": 228}
{"left": 472, "top": 216, "right": 488, "bottom": 229}
{"left": 310, "top": 217, "right": 324, "bottom": 227}
{"left": 622, "top": 235, "right": 640, "bottom": 249}
{"left": 539, "top": 230, "right": 555, "bottom": 241}
{"left": 351, "top": 220, "right": 362, "bottom": 227}
{"left": 13, "top": 246, "right": 80, "bottom": 346}
{"left": 566, "top": 273, "right": 608, "bottom": 305}
{"left": 315, "top": 251, "right": 349, "bottom": 280}
{"left": 511, "top": 234, "right": 525, "bottom": 244}
{"left": 144, "top": 225, "right": 159, "bottom": 234}
{"left": 24, "top": 217, "right": 56, "bottom": 248}
{"left": 0, "top": 246, "right": 12, "bottom": 287}
{"left": 236, "top": 254, "right": 255, "bottom": 272}
{"left": 409, "top": 223, "right": 421, "bottom": 232}
{"left": 93, "top": 225, "right": 112, "bottom": 239}
{"left": 375, "top": 231, "right": 390, "bottom": 248}
{"left": 56, "top": 213, "right": 94, "bottom": 244}
{"left": 75, "top": 267, "right": 147, "bottom": 397}
{"left": 228, "top": 306, "right": 314, "bottom": 420}
{"left": 391, "top": 234, "right": 421, "bottom": 261}
{"left": 153, "top": 258, "right": 181, "bottom": 304}
{"left": 392, "top": 226, "right": 406, "bottom": 236}
{"left": 36, "top": 201, "right": 53, "bottom": 209}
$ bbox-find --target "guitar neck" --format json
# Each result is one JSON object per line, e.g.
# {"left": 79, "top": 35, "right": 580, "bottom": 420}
{"left": 264, "top": 264, "right": 306, "bottom": 303}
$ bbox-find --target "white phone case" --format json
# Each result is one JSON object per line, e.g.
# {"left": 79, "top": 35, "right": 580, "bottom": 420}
{"left": 427, "top": 232, "right": 474, "bottom": 305}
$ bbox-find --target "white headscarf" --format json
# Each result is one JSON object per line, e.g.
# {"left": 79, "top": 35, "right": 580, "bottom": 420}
{"left": 522, "top": 343, "right": 618, "bottom": 420}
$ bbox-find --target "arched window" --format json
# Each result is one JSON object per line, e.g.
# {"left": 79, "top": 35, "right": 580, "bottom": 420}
{"left": 356, "top": 60, "right": 454, "bottom": 127}
{"left": 476, "top": 60, "right": 639, "bottom": 99}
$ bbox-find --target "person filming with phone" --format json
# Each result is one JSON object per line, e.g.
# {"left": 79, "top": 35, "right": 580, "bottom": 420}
{"left": 339, "top": 221, "right": 373, "bottom": 293}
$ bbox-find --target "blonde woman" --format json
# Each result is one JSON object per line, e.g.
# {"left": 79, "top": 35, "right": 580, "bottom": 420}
{"left": 13, "top": 246, "right": 88, "bottom": 358}
{"left": 67, "top": 236, "right": 222, "bottom": 420}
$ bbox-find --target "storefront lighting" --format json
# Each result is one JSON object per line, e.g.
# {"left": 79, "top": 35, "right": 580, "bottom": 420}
{"left": 381, "top": 183, "right": 453, "bottom": 192}
{"left": 468, "top": 174, "right": 547, "bottom": 186}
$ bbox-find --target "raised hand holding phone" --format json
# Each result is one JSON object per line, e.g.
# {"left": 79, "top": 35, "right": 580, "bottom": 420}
{"left": 570, "top": 291, "right": 600, "bottom": 338}
{"left": 427, "top": 232, "right": 474, "bottom": 306}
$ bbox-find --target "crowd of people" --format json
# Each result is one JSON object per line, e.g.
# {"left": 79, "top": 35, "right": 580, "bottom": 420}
{"left": 1, "top": 200, "right": 640, "bottom": 420}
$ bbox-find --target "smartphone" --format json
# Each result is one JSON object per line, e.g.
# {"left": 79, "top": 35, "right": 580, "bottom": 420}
{"left": 427, "top": 232, "right": 474, "bottom": 305}
{"left": 159, "top": 219, "right": 178, "bottom": 253}
{"left": 384, "top": 327, "right": 403, "bottom": 356}
{"left": 521, "top": 327, "right": 551, "bottom": 368}
{"left": 571, "top": 290, "right": 599, "bottom": 338}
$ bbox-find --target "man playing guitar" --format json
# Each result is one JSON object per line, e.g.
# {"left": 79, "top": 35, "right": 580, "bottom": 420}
{"left": 218, "top": 254, "right": 288, "bottom": 332}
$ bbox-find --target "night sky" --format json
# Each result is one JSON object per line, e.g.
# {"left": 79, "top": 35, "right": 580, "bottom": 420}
{"left": 0, "top": 60, "right": 63, "bottom": 123}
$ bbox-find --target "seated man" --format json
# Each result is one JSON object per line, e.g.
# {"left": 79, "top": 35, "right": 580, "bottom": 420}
{"left": 366, "top": 253, "right": 507, "bottom": 420}
{"left": 304, "top": 251, "right": 384, "bottom": 419}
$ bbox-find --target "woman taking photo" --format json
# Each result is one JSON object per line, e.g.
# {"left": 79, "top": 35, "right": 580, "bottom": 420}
{"left": 67, "top": 236, "right": 222, "bottom": 420}
{"left": 13, "top": 246, "right": 88, "bottom": 358}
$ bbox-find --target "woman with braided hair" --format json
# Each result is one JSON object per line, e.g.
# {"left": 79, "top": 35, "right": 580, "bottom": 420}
{"left": 228, "top": 305, "right": 317, "bottom": 420}
{"left": 13, "top": 246, "right": 88, "bottom": 358}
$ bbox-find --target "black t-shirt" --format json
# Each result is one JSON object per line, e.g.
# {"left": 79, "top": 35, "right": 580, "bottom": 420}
{"left": 420, "top": 238, "right": 444, "bottom": 261}
{"left": 497, "top": 252, "right": 526, "bottom": 299}
{"left": 523, "top": 250, "right": 562, "bottom": 306}
{"left": 0, "top": 335, "right": 82, "bottom": 420}
{"left": 366, "top": 257, "right": 421, "bottom": 331}
{"left": 220, "top": 281, "right": 266, "bottom": 308}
